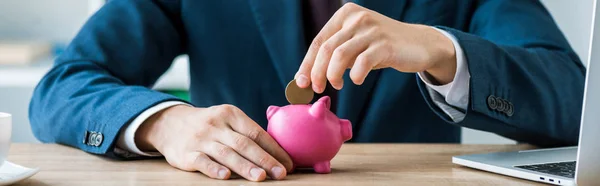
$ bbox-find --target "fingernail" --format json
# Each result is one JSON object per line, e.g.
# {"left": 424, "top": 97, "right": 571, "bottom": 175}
{"left": 333, "top": 83, "right": 343, "bottom": 90}
{"left": 312, "top": 84, "right": 321, "bottom": 93}
{"left": 296, "top": 75, "right": 309, "bottom": 87}
{"left": 250, "top": 168, "right": 264, "bottom": 180}
{"left": 271, "top": 166, "right": 284, "bottom": 179}
{"left": 218, "top": 168, "right": 228, "bottom": 179}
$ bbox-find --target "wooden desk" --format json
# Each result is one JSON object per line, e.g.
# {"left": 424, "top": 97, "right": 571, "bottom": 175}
{"left": 8, "top": 144, "right": 544, "bottom": 186}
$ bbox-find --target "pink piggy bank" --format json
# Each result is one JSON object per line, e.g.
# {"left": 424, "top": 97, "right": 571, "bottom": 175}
{"left": 266, "top": 96, "right": 352, "bottom": 174}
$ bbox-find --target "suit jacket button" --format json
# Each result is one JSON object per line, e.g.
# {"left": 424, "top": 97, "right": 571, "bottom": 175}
{"left": 506, "top": 102, "right": 514, "bottom": 117}
{"left": 88, "top": 133, "right": 97, "bottom": 146}
{"left": 94, "top": 133, "right": 103, "bottom": 147}
{"left": 83, "top": 131, "right": 90, "bottom": 144}
{"left": 496, "top": 97, "right": 507, "bottom": 112}
{"left": 487, "top": 95, "right": 497, "bottom": 110}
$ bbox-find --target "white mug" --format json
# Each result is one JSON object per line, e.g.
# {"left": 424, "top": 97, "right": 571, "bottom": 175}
{"left": 0, "top": 113, "right": 11, "bottom": 167}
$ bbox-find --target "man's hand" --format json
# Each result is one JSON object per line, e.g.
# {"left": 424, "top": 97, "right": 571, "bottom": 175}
{"left": 295, "top": 3, "right": 457, "bottom": 92}
{"left": 135, "top": 104, "right": 293, "bottom": 182}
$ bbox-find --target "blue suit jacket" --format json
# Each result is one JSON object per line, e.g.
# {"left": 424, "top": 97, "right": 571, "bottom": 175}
{"left": 30, "top": 0, "right": 585, "bottom": 158}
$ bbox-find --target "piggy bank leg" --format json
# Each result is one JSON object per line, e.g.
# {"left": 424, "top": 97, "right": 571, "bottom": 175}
{"left": 313, "top": 161, "right": 331, "bottom": 174}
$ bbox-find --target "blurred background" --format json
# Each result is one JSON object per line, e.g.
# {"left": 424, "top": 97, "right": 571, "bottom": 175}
{"left": 0, "top": 0, "right": 593, "bottom": 144}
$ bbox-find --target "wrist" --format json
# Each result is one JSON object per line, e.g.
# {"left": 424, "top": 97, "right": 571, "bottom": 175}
{"left": 422, "top": 26, "right": 457, "bottom": 85}
{"left": 135, "top": 105, "right": 192, "bottom": 152}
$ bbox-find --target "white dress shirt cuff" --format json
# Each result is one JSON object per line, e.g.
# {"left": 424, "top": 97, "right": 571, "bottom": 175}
{"left": 417, "top": 27, "right": 470, "bottom": 122}
{"left": 116, "top": 101, "right": 190, "bottom": 157}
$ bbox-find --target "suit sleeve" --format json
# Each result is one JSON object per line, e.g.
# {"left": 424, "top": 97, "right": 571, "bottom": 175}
{"left": 417, "top": 0, "right": 586, "bottom": 147}
{"left": 29, "top": 0, "right": 187, "bottom": 158}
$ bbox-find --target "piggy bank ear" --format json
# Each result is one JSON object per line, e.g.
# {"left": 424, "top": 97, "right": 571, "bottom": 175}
{"left": 266, "top": 106, "right": 280, "bottom": 120}
{"left": 309, "top": 96, "right": 331, "bottom": 118}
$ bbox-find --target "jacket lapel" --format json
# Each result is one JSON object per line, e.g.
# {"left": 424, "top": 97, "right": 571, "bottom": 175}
{"left": 248, "top": 0, "right": 306, "bottom": 87}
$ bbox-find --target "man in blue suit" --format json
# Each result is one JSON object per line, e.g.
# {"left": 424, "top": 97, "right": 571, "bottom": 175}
{"left": 29, "top": 0, "right": 585, "bottom": 182}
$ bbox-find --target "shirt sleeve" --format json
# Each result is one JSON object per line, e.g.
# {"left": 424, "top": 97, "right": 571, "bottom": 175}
{"left": 417, "top": 27, "right": 470, "bottom": 122}
{"left": 116, "top": 101, "right": 190, "bottom": 157}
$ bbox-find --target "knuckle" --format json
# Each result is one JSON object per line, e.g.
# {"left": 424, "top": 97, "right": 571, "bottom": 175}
{"left": 246, "top": 129, "right": 261, "bottom": 141}
{"left": 356, "top": 54, "right": 370, "bottom": 65}
{"left": 366, "top": 26, "right": 380, "bottom": 35}
{"left": 203, "top": 117, "right": 219, "bottom": 128}
{"left": 346, "top": 17, "right": 361, "bottom": 28}
{"left": 197, "top": 119, "right": 218, "bottom": 138}
{"left": 217, "top": 146, "right": 234, "bottom": 157}
{"left": 188, "top": 153, "right": 218, "bottom": 174}
{"left": 233, "top": 135, "right": 250, "bottom": 150}
{"left": 205, "top": 162, "right": 220, "bottom": 174}
{"left": 344, "top": 11, "right": 370, "bottom": 29}
{"left": 355, "top": 11, "right": 371, "bottom": 25}
{"left": 342, "top": 2, "right": 359, "bottom": 11}
{"left": 221, "top": 104, "right": 237, "bottom": 112}
{"left": 174, "top": 154, "right": 195, "bottom": 171}
{"left": 216, "top": 104, "right": 238, "bottom": 117}
{"left": 194, "top": 154, "right": 212, "bottom": 170}
{"left": 333, "top": 47, "right": 346, "bottom": 59}
{"left": 311, "top": 37, "right": 325, "bottom": 50}
{"left": 320, "top": 42, "right": 335, "bottom": 54}
{"left": 257, "top": 155, "right": 272, "bottom": 166}
{"left": 193, "top": 153, "right": 205, "bottom": 163}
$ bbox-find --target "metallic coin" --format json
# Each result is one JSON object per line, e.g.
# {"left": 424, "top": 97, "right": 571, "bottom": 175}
{"left": 285, "top": 79, "right": 314, "bottom": 104}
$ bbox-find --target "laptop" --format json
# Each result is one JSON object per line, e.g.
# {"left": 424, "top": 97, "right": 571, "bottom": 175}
{"left": 452, "top": 1, "right": 600, "bottom": 185}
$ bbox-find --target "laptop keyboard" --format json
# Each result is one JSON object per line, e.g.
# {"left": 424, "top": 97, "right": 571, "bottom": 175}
{"left": 515, "top": 161, "right": 576, "bottom": 178}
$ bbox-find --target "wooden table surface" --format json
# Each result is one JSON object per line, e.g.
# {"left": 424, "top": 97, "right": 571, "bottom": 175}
{"left": 7, "top": 144, "right": 545, "bottom": 186}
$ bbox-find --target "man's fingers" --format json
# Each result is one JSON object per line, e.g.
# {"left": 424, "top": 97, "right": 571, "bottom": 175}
{"left": 350, "top": 46, "right": 385, "bottom": 85}
{"left": 296, "top": 48, "right": 316, "bottom": 88}
{"left": 327, "top": 34, "right": 371, "bottom": 90}
{"left": 297, "top": 5, "right": 349, "bottom": 89}
{"left": 191, "top": 152, "right": 231, "bottom": 180}
{"left": 297, "top": 28, "right": 336, "bottom": 89}
{"left": 299, "top": 3, "right": 373, "bottom": 91}
{"left": 311, "top": 29, "right": 354, "bottom": 93}
{"left": 227, "top": 112, "right": 294, "bottom": 172}
{"left": 219, "top": 130, "right": 287, "bottom": 180}
{"left": 204, "top": 142, "right": 267, "bottom": 182}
